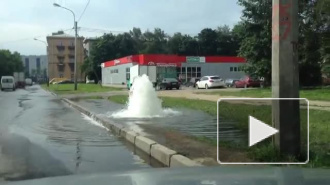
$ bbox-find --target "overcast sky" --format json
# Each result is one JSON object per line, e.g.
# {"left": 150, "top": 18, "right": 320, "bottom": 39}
{"left": 0, "top": 0, "right": 243, "bottom": 55}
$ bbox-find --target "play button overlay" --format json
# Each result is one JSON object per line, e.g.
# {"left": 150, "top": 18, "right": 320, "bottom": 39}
{"left": 249, "top": 116, "right": 278, "bottom": 147}
{"left": 217, "top": 98, "right": 309, "bottom": 164}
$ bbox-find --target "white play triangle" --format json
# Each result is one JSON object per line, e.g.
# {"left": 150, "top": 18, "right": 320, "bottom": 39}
{"left": 249, "top": 116, "right": 279, "bottom": 147}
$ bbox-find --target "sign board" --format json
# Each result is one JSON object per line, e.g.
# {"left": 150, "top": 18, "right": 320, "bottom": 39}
{"left": 114, "top": 60, "right": 120, "bottom": 65}
{"left": 186, "top": 56, "right": 205, "bottom": 63}
{"left": 148, "top": 61, "right": 155, "bottom": 66}
{"left": 156, "top": 63, "right": 177, "bottom": 67}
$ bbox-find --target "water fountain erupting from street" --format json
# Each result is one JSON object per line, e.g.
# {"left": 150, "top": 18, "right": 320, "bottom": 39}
{"left": 111, "top": 74, "right": 179, "bottom": 118}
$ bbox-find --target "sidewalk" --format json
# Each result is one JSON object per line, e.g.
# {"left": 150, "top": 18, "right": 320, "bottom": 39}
{"left": 157, "top": 89, "right": 330, "bottom": 111}
{"left": 56, "top": 88, "right": 330, "bottom": 111}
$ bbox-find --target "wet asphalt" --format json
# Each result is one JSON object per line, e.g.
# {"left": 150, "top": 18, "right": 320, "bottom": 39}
{"left": 0, "top": 85, "right": 153, "bottom": 181}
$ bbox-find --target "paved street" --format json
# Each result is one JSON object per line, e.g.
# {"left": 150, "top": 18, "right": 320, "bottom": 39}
{"left": 0, "top": 85, "right": 153, "bottom": 181}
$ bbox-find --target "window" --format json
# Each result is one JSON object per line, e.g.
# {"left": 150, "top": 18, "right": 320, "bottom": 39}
{"left": 192, "top": 67, "right": 196, "bottom": 72}
{"left": 126, "top": 68, "right": 130, "bottom": 73}
{"left": 197, "top": 73, "right": 201, "bottom": 77}
{"left": 2, "top": 78, "right": 13, "bottom": 83}
{"left": 210, "top": 76, "right": 220, "bottom": 80}
{"left": 176, "top": 67, "right": 181, "bottom": 73}
{"left": 238, "top": 66, "right": 241, "bottom": 71}
{"left": 181, "top": 67, "right": 186, "bottom": 73}
{"left": 230, "top": 67, "right": 233, "bottom": 72}
{"left": 111, "top": 69, "right": 119, "bottom": 74}
{"left": 234, "top": 67, "right": 237, "bottom": 72}
{"left": 197, "top": 67, "right": 201, "bottom": 72}
{"left": 187, "top": 67, "right": 191, "bottom": 72}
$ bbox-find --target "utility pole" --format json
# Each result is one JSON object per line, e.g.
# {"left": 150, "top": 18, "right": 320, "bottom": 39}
{"left": 272, "top": 0, "right": 300, "bottom": 157}
{"left": 74, "top": 21, "right": 78, "bottom": 90}
{"left": 53, "top": 3, "right": 78, "bottom": 91}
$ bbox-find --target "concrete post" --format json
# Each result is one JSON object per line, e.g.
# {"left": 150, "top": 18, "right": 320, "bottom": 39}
{"left": 74, "top": 21, "right": 78, "bottom": 91}
{"left": 272, "top": 0, "right": 300, "bottom": 156}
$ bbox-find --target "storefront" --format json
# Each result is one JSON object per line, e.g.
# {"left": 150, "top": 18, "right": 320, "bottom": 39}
{"left": 101, "top": 54, "right": 246, "bottom": 85}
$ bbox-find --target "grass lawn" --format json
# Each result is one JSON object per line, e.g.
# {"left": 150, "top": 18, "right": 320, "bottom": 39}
{"left": 108, "top": 95, "right": 330, "bottom": 168}
{"left": 197, "top": 87, "right": 330, "bottom": 101}
{"left": 41, "top": 83, "right": 122, "bottom": 94}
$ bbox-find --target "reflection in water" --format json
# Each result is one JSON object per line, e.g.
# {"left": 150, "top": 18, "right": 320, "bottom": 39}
{"left": 75, "top": 140, "right": 81, "bottom": 173}
{"left": 0, "top": 132, "right": 71, "bottom": 181}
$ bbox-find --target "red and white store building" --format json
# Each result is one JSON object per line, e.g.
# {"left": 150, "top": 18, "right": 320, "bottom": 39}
{"left": 101, "top": 54, "right": 246, "bottom": 85}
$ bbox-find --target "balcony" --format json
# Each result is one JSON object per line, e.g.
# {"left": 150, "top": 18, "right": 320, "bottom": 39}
{"left": 68, "top": 45, "right": 75, "bottom": 50}
{"left": 56, "top": 45, "right": 65, "bottom": 51}
{"left": 57, "top": 52, "right": 65, "bottom": 58}
{"left": 57, "top": 63, "right": 65, "bottom": 72}
{"left": 68, "top": 51, "right": 74, "bottom": 57}
{"left": 58, "top": 58, "right": 65, "bottom": 64}
{"left": 68, "top": 58, "right": 75, "bottom": 64}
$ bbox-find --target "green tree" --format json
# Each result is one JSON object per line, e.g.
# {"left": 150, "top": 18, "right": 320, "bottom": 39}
{"left": 197, "top": 28, "right": 218, "bottom": 55}
{"left": 167, "top": 33, "right": 199, "bottom": 55}
{"left": 141, "top": 28, "right": 168, "bottom": 54}
{"left": 236, "top": 0, "right": 272, "bottom": 83}
{"left": 0, "top": 50, "right": 24, "bottom": 77}
{"left": 216, "top": 25, "right": 240, "bottom": 55}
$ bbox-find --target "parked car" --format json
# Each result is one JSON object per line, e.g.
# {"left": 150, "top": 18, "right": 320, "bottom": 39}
{"left": 234, "top": 76, "right": 262, "bottom": 88}
{"left": 25, "top": 78, "right": 33, "bottom": 86}
{"left": 195, "top": 76, "right": 226, "bottom": 89}
{"left": 158, "top": 78, "right": 180, "bottom": 90}
{"left": 185, "top": 77, "right": 200, "bottom": 88}
{"left": 225, "top": 78, "right": 240, "bottom": 87}
{"left": 1, "top": 76, "right": 16, "bottom": 91}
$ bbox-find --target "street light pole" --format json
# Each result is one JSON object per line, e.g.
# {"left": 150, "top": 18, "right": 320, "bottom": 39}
{"left": 53, "top": 3, "right": 78, "bottom": 91}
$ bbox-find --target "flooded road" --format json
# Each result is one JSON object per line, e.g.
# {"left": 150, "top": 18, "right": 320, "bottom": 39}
{"left": 73, "top": 98, "right": 246, "bottom": 144}
{"left": 0, "top": 86, "right": 154, "bottom": 181}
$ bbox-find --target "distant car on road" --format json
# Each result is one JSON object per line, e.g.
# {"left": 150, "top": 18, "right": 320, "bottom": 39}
{"left": 1, "top": 76, "right": 16, "bottom": 91}
{"left": 234, "top": 76, "right": 262, "bottom": 88}
{"left": 159, "top": 78, "right": 180, "bottom": 90}
{"left": 196, "top": 76, "right": 226, "bottom": 89}
{"left": 25, "top": 78, "right": 33, "bottom": 86}
{"left": 225, "top": 78, "right": 240, "bottom": 87}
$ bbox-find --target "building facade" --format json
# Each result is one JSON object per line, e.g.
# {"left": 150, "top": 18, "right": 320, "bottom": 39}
{"left": 46, "top": 31, "right": 85, "bottom": 81}
{"left": 101, "top": 54, "right": 246, "bottom": 85}
{"left": 83, "top": 37, "right": 98, "bottom": 57}
{"left": 21, "top": 55, "right": 48, "bottom": 78}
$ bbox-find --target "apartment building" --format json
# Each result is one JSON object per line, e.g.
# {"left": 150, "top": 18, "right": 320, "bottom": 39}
{"left": 46, "top": 31, "right": 85, "bottom": 81}
{"left": 21, "top": 55, "right": 48, "bottom": 77}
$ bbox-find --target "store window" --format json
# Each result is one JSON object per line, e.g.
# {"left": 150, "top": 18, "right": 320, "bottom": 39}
{"left": 126, "top": 67, "right": 130, "bottom": 80}
{"left": 181, "top": 67, "right": 186, "bottom": 73}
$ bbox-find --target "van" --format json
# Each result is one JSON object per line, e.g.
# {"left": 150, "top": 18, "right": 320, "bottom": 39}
{"left": 1, "top": 76, "right": 16, "bottom": 91}
{"left": 25, "top": 78, "right": 33, "bottom": 86}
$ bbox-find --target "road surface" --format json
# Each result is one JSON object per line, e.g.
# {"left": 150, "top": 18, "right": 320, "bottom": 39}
{"left": 0, "top": 85, "right": 154, "bottom": 181}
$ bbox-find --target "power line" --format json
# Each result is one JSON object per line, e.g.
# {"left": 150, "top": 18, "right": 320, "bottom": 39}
{"left": 0, "top": 28, "right": 74, "bottom": 45}
{"left": 79, "top": 27, "right": 126, "bottom": 34}
{"left": 77, "top": 0, "right": 91, "bottom": 23}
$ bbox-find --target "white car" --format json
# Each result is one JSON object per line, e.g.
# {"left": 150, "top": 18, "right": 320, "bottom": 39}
{"left": 195, "top": 76, "right": 226, "bottom": 89}
{"left": 1, "top": 76, "right": 16, "bottom": 91}
{"left": 25, "top": 78, "right": 33, "bottom": 86}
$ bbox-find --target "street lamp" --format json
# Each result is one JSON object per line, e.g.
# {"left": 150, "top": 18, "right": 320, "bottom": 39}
{"left": 53, "top": 3, "right": 78, "bottom": 91}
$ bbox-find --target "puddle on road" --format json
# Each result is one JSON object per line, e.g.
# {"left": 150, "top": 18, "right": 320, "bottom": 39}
{"left": 73, "top": 99, "right": 246, "bottom": 144}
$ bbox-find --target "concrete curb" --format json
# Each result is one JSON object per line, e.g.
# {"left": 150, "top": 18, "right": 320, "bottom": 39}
{"left": 61, "top": 98, "right": 202, "bottom": 167}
